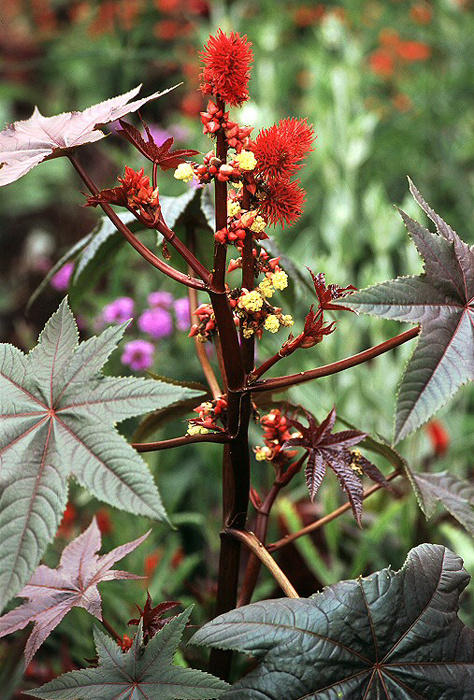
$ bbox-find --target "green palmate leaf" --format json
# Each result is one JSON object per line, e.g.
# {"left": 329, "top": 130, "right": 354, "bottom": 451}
{"left": 200, "top": 187, "right": 215, "bottom": 230}
{"left": 337, "top": 180, "right": 474, "bottom": 443}
{"left": 160, "top": 187, "right": 199, "bottom": 229}
{"left": 193, "top": 544, "right": 474, "bottom": 699}
{"left": 413, "top": 471, "right": 474, "bottom": 536}
{"left": 0, "top": 299, "right": 201, "bottom": 611}
{"left": 28, "top": 610, "right": 229, "bottom": 700}
{"left": 73, "top": 210, "right": 136, "bottom": 281}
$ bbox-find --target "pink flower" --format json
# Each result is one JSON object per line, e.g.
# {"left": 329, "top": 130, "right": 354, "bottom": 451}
{"left": 174, "top": 297, "right": 191, "bottom": 330}
{"left": 51, "top": 262, "right": 74, "bottom": 291}
{"left": 102, "top": 297, "right": 134, "bottom": 324}
{"left": 138, "top": 308, "right": 173, "bottom": 338}
{"left": 147, "top": 291, "right": 174, "bottom": 309}
{"left": 121, "top": 340, "right": 154, "bottom": 371}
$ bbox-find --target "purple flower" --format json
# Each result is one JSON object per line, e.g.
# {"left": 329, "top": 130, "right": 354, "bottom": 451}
{"left": 103, "top": 297, "right": 134, "bottom": 324}
{"left": 148, "top": 291, "right": 173, "bottom": 309}
{"left": 121, "top": 340, "right": 154, "bottom": 371}
{"left": 174, "top": 297, "right": 191, "bottom": 330}
{"left": 51, "top": 262, "right": 74, "bottom": 291}
{"left": 138, "top": 308, "right": 173, "bottom": 338}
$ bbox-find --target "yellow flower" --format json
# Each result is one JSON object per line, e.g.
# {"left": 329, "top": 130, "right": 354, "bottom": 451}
{"left": 238, "top": 290, "right": 264, "bottom": 312}
{"left": 234, "top": 150, "right": 257, "bottom": 171}
{"left": 174, "top": 163, "right": 195, "bottom": 182}
{"left": 280, "top": 314, "right": 294, "bottom": 327}
{"left": 227, "top": 200, "right": 242, "bottom": 217}
{"left": 258, "top": 277, "right": 274, "bottom": 298}
{"left": 187, "top": 424, "right": 210, "bottom": 436}
{"left": 264, "top": 314, "right": 280, "bottom": 333}
{"left": 272, "top": 270, "right": 288, "bottom": 290}
{"left": 255, "top": 446, "right": 272, "bottom": 461}
{"left": 242, "top": 327, "right": 255, "bottom": 338}
{"left": 250, "top": 215, "right": 267, "bottom": 233}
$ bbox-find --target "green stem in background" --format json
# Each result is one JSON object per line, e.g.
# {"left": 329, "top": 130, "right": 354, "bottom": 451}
{"left": 268, "top": 469, "right": 401, "bottom": 551}
{"left": 68, "top": 154, "right": 206, "bottom": 291}
{"left": 132, "top": 433, "right": 231, "bottom": 452}
{"left": 226, "top": 528, "right": 299, "bottom": 599}
{"left": 248, "top": 327, "right": 420, "bottom": 393}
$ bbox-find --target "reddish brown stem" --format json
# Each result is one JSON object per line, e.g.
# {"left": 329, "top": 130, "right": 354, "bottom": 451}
{"left": 248, "top": 327, "right": 420, "bottom": 393}
{"left": 132, "top": 433, "right": 231, "bottom": 452}
{"left": 268, "top": 470, "right": 401, "bottom": 551}
{"left": 100, "top": 617, "right": 123, "bottom": 644}
{"left": 211, "top": 97, "right": 229, "bottom": 293}
{"left": 68, "top": 154, "right": 206, "bottom": 291}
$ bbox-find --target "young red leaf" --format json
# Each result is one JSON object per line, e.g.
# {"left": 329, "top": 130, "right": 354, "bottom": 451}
{"left": 128, "top": 591, "right": 181, "bottom": 642}
{"left": 284, "top": 407, "right": 390, "bottom": 524}
{"left": 0, "top": 518, "right": 148, "bottom": 665}
{"left": 0, "top": 84, "right": 177, "bottom": 186}
{"left": 336, "top": 180, "right": 474, "bottom": 443}
{"left": 118, "top": 119, "right": 199, "bottom": 170}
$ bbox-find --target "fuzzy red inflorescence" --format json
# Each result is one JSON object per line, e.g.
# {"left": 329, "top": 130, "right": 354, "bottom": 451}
{"left": 252, "top": 118, "right": 315, "bottom": 180}
{"left": 258, "top": 177, "right": 306, "bottom": 229}
{"left": 199, "top": 29, "right": 253, "bottom": 106}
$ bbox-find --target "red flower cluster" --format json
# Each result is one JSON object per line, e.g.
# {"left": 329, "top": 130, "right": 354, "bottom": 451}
{"left": 249, "top": 118, "right": 314, "bottom": 229}
{"left": 254, "top": 409, "right": 299, "bottom": 465}
{"left": 199, "top": 29, "right": 253, "bottom": 106}
{"left": 86, "top": 166, "right": 160, "bottom": 225}
{"left": 252, "top": 118, "right": 314, "bottom": 180}
{"left": 188, "top": 396, "right": 228, "bottom": 433}
{"left": 369, "top": 30, "right": 431, "bottom": 78}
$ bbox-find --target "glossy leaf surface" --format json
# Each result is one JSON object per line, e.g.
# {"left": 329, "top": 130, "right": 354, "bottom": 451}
{"left": 193, "top": 544, "right": 474, "bottom": 699}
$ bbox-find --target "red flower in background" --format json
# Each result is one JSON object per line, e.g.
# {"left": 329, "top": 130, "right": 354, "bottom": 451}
{"left": 252, "top": 118, "right": 315, "bottom": 180}
{"left": 410, "top": 4, "right": 433, "bottom": 24}
{"left": 426, "top": 420, "right": 449, "bottom": 456}
{"left": 199, "top": 29, "right": 253, "bottom": 106}
{"left": 396, "top": 40, "right": 431, "bottom": 61}
{"left": 369, "top": 49, "right": 395, "bottom": 77}
{"left": 258, "top": 178, "right": 306, "bottom": 229}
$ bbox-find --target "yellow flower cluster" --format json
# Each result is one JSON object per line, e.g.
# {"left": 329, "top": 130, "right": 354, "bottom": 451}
{"left": 238, "top": 290, "right": 264, "bottom": 312}
{"left": 174, "top": 163, "right": 195, "bottom": 182}
{"left": 257, "top": 271, "right": 288, "bottom": 299}
{"left": 264, "top": 314, "right": 280, "bottom": 333}
{"left": 234, "top": 150, "right": 257, "bottom": 171}
{"left": 254, "top": 445, "right": 272, "bottom": 462}
{"left": 187, "top": 424, "right": 210, "bottom": 436}
{"left": 272, "top": 270, "right": 288, "bottom": 290}
{"left": 227, "top": 200, "right": 242, "bottom": 217}
{"left": 250, "top": 215, "right": 267, "bottom": 233}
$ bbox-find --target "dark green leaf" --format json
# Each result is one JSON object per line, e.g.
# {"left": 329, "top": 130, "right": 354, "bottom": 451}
{"left": 413, "top": 470, "right": 474, "bottom": 536}
{"left": 337, "top": 182, "right": 474, "bottom": 443}
{"left": 193, "top": 544, "right": 474, "bottom": 699}
{"left": 28, "top": 610, "right": 229, "bottom": 700}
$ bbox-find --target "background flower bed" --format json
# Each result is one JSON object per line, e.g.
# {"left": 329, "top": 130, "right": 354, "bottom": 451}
{"left": 1, "top": 1, "right": 473, "bottom": 695}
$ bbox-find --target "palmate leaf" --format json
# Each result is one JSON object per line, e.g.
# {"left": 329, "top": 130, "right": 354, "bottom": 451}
{"left": 193, "top": 544, "right": 474, "bottom": 699}
{"left": 337, "top": 180, "right": 474, "bottom": 443}
{"left": 0, "top": 84, "right": 177, "bottom": 186}
{"left": 413, "top": 471, "right": 474, "bottom": 536}
{"left": 0, "top": 299, "right": 201, "bottom": 611}
{"left": 28, "top": 610, "right": 229, "bottom": 700}
{"left": 0, "top": 518, "right": 148, "bottom": 664}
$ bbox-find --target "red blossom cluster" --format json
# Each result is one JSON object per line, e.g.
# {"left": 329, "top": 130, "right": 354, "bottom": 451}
{"left": 199, "top": 29, "right": 253, "bottom": 106}
{"left": 215, "top": 210, "right": 268, "bottom": 246}
{"left": 86, "top": 166, "right": 160, "bottom": 226}
{"left": 227, "top": 248, "right": 282, "bottom": 277}
{"left": 188, "top": 396, "right": 228, "bottom": 433}
{"left": 193, "top": 150, "right": 243, "bottom": 185}
{"left": 200, "top": 100, "right": 253, "bottom": 152}
{"left": 254, "top": 409, "right": 299, "bottom": 465}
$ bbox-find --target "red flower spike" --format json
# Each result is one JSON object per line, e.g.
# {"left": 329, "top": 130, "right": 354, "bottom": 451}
{"left": 258, "top": 178, "right": 306, "bottom": 228}
{"left": 252, "top": 118, "right": 315, "bottom": 180}
{"left": 426, "top": 420, "right": 449, "bottom": 456}
{"left": 199, "top": 29, "right": 253, "bottom": 106}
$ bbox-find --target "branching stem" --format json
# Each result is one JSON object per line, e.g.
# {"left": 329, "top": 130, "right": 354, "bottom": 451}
{"left": 132, "top": 433, "right": 231, "bottom": 452}
{"left": 248, "top": 327, "right": 420, "bottom": 392}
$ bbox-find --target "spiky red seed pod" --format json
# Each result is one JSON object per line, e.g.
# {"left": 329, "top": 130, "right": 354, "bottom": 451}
{"left": 199, "top": 29, "right": 253, "bottom": 106}
{"left": 258, "top": 178, "right": 306, "bottom": 229}
{"left": 252, "top": 118, "right": 315, "bottom": 179}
